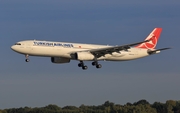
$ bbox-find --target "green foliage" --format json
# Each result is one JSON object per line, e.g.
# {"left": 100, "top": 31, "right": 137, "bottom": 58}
{"left": 133, "top": 99, "right": 150, "bottom": 106}
{"left": 44, "top": 104, "right": 61, "bottom": 111}
{"left": 0, "top": 110, "right": 7, "bottom": 113}
{"left": 1, "top": 100, "right": 180, "bottom": 113}
{"left": 152, "top": 102, "right": 166, "bottom": 113}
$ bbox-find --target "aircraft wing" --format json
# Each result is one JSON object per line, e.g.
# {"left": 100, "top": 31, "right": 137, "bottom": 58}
{"left": 84, "top": 40, "right": 150, "bottom": 58}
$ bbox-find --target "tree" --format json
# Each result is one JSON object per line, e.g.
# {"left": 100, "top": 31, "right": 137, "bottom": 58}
{"left": 133, "top": 99, "right": 150, "bottom": 106}
{"left": 44, "top": 104, "right": 61, "bottom": 111}
{"left": 166, "top": 100, "right": 176, "bottom": 113}
{"left": 103, "top": 101, "right": 115, "bottom": 107}
{"left": 152, "top": 102, "right": 166, "bottom": 113}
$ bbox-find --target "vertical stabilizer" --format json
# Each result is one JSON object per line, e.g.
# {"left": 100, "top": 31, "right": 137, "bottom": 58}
{"left": 136, "top": 28, "right": 162, "bottom": 49}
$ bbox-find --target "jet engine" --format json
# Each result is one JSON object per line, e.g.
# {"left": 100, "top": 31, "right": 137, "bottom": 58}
{"left": 75, "top": 52, "right": 95, "bottom": 61}
{"left": 51, "top": 57, "right": 70, "bottom": 64}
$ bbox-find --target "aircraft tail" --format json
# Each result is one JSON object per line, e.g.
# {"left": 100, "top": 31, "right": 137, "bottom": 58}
{"left": 136, "top": 28, "right": 162, "bottom": 49}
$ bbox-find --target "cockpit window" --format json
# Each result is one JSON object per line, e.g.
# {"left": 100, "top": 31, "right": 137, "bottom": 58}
{"left": 15, "top": 43, "right": 21, "bottom": 45}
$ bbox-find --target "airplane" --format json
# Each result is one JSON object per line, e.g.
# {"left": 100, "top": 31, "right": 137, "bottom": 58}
{"left": 11, "top": 28, "right": 170, "bottom": 70}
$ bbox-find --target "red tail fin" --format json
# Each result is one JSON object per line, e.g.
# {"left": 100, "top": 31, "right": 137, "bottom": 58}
{"left": 136, "top": 28, "right": 162, "bottom": 49}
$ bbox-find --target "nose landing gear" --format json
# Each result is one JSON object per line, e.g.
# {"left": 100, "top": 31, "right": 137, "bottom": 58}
{"left": 25, "top": 55, "right": 30, "bottom": 62}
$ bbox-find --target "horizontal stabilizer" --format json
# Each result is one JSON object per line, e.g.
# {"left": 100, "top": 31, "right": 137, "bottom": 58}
{"left": 148, "top": 47, "right": 171, "bottom": 54}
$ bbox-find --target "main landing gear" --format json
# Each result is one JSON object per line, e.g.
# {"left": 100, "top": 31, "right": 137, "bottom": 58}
{"left": 78, "top": 61, "right": 88, "bottom": 70}
{"left": 78, "top": 61, "right": 102, "bottom": 70}
{"left": 92, "top": 61, "right": 102, "bottom": 69}
{"left": 25, "top": 55, "right": 30, "bottom": 62}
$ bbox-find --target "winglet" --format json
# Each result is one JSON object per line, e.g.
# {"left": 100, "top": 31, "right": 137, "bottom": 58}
{"left": 136, "top": 28, "right": 162, "bottom": 49}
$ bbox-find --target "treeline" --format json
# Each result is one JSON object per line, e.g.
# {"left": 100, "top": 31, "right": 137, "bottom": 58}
{"left": 1, "top": 100, "right": 180, "bottom": 113}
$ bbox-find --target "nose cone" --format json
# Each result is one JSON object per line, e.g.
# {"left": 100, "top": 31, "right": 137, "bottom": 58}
{"left": 11, "top": 45, "right": 15, "bottom": 51}
{"left": 11, "top": 45, "right": 18, "bottom": 52}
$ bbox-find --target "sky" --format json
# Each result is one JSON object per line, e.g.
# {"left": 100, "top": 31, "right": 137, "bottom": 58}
{"left": 0, "top": 0, "right": 180, "bottom": 109}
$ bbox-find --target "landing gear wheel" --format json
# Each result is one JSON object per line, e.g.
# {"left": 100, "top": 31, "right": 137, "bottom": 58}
{"left": 92, "top": 62, "right": 97, "bottom": 66}
{"left": 82, "top": 66, "right": 88, "bottom": 70}
{"left": 25, "top": 59, "right": 30, "bottom": 62}
{"left": 96, "top": 64, "right": 102, "bottom": 68}
{"left": 78, "top": 61, "right": 88, "bottom": 70}
{"left": 78, "top": 63, "right": 83, "bottom": 67}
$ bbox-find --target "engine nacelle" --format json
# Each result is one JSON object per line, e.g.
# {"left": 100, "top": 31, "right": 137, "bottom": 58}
{"left": 75, "top": 52, "right": 95, "bottom": 61}
{"left": 51, "top": 57, "right": 70, "bottom": 64}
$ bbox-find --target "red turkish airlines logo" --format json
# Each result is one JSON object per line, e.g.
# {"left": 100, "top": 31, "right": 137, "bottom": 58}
{"left": 137, "top": 34, "right": 157, "bottom": 49}
{"left": 144, "top": 34, "right": 157, "bottom": 49}
{"left": 136, "top": 28, "right": 162, "bottom": 49}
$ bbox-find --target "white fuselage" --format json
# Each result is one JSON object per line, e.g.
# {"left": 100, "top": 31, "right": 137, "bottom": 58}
{"left": 11, "top": 40, "right": 153, "bottom": 61}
